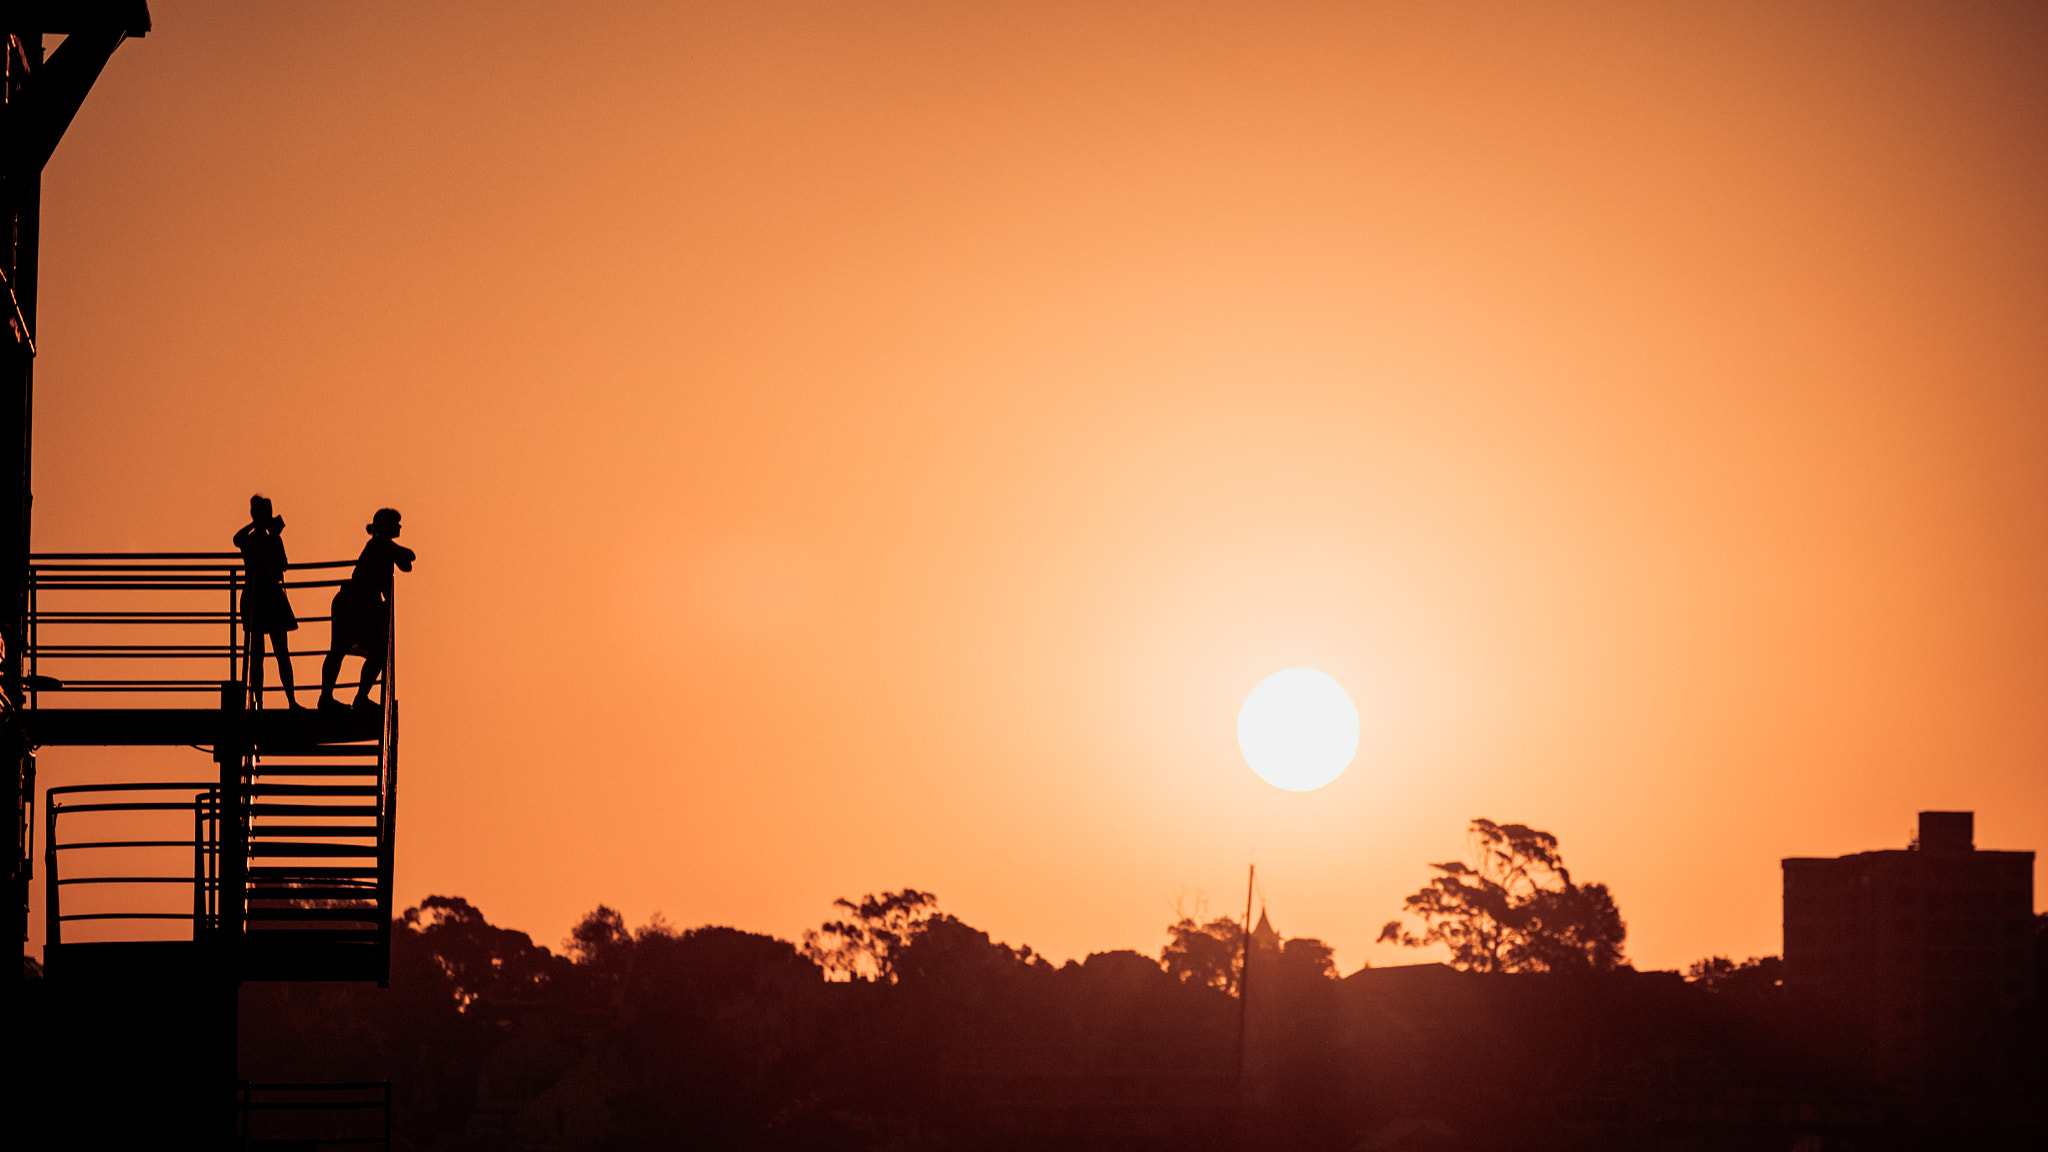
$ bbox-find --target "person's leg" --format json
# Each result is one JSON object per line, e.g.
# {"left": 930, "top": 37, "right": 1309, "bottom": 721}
{"left": 318, "top": 649, "right": 345, "bottom": 708}
{"left": 350, "top": 597, "right": 389, "bottom": 709}
{"left": 353, "top": 649, "right": 385, "bottom": 709}
{"left": 247, "top": 629, "right": 266, "bottom": 706}
{"left": 319, "top": 588, "right": 349, "bottom": 709}
{"left": 270, "top": 630, "right": 300, "bottom": 708}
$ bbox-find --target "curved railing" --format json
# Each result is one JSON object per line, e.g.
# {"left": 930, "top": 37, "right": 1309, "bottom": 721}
{"left": 43, "top": 781, "right": 221, "bottom": 944}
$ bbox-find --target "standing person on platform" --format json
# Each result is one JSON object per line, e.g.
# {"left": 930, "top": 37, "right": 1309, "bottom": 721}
{"left": 318, "top": 508, "right": 415, "bottom": 712}
{"left": 233, "top": 494, "right": 304, "bottom": 710}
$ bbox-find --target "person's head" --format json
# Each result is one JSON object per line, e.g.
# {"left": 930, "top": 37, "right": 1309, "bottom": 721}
{"left": 249, "top": 494, "right": 274, "bottom": 523}
{"left": 368, "top": 508, "right": 402, "bottom": 538}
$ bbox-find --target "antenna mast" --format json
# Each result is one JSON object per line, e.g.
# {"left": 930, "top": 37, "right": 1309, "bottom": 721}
{"left": 1236, "top": 861, "right": 1254, "bottom": 1105}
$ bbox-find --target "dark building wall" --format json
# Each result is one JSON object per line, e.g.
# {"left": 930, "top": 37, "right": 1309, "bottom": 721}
{"left": 1782, "top": 811, "right": 2035, "bottom": 1082}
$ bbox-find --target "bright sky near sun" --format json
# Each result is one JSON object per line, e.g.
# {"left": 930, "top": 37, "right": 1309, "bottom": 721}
{"left": 1239, "top": 670, "right": 1359, "bottom": 793}
{"left": 27, "top": 1, "right": 2048, "bottom": 973}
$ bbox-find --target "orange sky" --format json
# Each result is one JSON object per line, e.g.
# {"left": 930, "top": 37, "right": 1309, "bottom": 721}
{"left": 28, "top": 0, "right": 2048, "bottom": 973}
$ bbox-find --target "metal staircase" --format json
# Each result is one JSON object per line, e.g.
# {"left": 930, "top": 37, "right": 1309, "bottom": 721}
{"left": 241, "top": 726, "right": 395, "bottom": 980}
{"left": 32, "top": 551, "right": 400, "bottom": 985}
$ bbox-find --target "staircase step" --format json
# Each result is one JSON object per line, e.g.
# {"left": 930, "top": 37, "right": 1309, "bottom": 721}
{"left": 255, "top": 745, "right": 380, "bottom": 757}
{"left": 248, "top": 784, "right": 378, "bottom": 797}
{"left": 250, "top": 824, "right": 378, "bottom": 838}
{"left": 252, "top": 765, "right": 380, "bottom": 777}
{"left": 251, "top": 843, "right": 378, "bottom": 857}
{"left": 245, "top": 928, "right": 383, "bottom": 943}
{"left": 251, "top": 803, "right": 379, "bottom": 817}
{"left": 247, "top": 885, "right": 376, "bottom": 901}
{"left": 249, "top": 866, "right": 378, "bottom": 880}
{"left": 247, "top": 907, "right": 380, "bottom": 922}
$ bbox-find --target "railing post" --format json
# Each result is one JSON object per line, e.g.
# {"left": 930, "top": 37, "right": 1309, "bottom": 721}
{"left": 217, "top": 684, "right": 250, "bottom": 1148}
{"left": 193, "top": 789, "right": 220, "bottom": 939}
{"left": 376, "top": 592, "right": 397, "bottom": 984}
{"left": 217, "top": 682, "right": 246, "bottom": 947}
{"left": 228, "top": 565, "right": 241, "bottom": 699}
{"left": 193, "top": 794, "right": 204, "bottom": 938}
{"left": 42, "top": 794, "right": 57, "bottom": 954}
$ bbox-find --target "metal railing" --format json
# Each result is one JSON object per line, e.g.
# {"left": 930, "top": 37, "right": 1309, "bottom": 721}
{"left": 43, "top": 781, "right": 221, "bottom": 943}
{"left": 237, "top": 1081, "right": 392, "bottom": 1149}
{"left": 28, "top": 551, "right": 365, "bottom": 707}
{"left": 36, "top": 551, "right": 401, "bottom": 978}
{"left": 44, "top": 748, "right": 396, "bottom": 962}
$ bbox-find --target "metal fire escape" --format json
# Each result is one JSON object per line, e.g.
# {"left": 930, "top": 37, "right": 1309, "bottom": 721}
{"left": 30, "top": 552, "right": 402, "bottom": 983}
{"left": 10, "top": 6, "right": 400, "bottom": 1145}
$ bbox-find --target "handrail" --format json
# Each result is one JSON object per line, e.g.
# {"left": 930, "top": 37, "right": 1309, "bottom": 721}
{"left": 44, "top": 769, "right": 387, "bottom": 954}
{"left": 50, "top": 780, "right": 218, "bottom": 793}
{"left": 33, "top": 552, "right": 353, "bottom": 564}
{"left": 28, "top": 551, "right": 377, "bottom": 710}
{"left": 34, "top": 552, "right": 296, "bottom": 560}
{"left": 43, "top": 781, "right": 220, "bottom": 946}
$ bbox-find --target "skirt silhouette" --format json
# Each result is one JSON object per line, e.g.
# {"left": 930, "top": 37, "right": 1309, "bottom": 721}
{"left": 329, "top": 585, "right": 389, "bottom": 658}
{"left": 241, "top": 583, "right": 298, "bottom": 634}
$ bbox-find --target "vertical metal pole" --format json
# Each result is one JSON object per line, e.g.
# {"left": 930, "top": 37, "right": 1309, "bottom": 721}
{"left": 6, "top": 28, "right": 46, "bottom": 977}
{"left": 1237, "top": 862, "right": 1253, "bottom": 1105}
{"left": 42, "top": 795, "right": 56, "bottom": 953}
{"left": 375, "top": 594, "right": 396, "bottom": 984}
{"left": 230, "top": 566, "right": 243, "bottom": 699}
{"left": 193, "top": 791, "right": 219, "bottom": 939}
{"left": 193, "top": 796, "right": 204, "bottom": 938}
{"left": 217, "top": 682, "right": 247, "bottom": 1145}
{"left": 205, "top": 792, "right": 220, "bottom": 934}
{"left": 217, "top": 682, "right": 246, "bottom": 941}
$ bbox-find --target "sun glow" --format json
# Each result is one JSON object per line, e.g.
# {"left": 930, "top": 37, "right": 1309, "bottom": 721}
{"left": 1236, "top": 669, "right": 1359, "bottom": 792}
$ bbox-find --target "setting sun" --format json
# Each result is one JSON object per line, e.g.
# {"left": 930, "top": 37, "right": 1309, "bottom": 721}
{"left": 1237, "top": 668, "right": 1360, "bottom": 792}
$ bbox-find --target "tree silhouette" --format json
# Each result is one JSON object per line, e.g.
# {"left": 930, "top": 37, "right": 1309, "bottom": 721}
{"left": 893, "top": 914, "right": 1050, "bottom": 987}
{"left": 565, "top": 903, "right": 637, "bottom": 992}
{"left": 1686, "top": 954, "right": 1784, "bottom": 1004}
{"left": 802, "top": 889, "right": 941, "bottom": 982}
{"left": 1278, "top": 936, "right": 1339, "bottom": 980}
{"left": 402, "top": 894, "right": 564, "bottom": 1009}
{"left": 1162, "top": 914, "right": 1245, "bottom": 992}
{"left": 1378, "top": 818, "right": 1627, "bottom": 973}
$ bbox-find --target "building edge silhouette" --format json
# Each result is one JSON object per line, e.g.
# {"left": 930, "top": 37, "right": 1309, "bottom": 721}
{"left": 1783, "top": 810, "right": 2035, "bottom": 1091}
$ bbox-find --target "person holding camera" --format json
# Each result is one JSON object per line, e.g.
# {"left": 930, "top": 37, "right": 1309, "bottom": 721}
{"left": 233, "top": 494, "right": 304, "bottom": 710}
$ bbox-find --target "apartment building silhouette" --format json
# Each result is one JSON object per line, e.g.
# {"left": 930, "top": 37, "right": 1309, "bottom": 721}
{"left": 1782, "top": 811, "right": 2035, "bottom": 1085}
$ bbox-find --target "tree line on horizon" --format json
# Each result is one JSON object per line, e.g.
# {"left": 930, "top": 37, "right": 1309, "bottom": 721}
{"left": 214, "top": 818, "right": 2048, "bottom": 1149}
{"left": 798, "top": 818, "right": 1638, "bottom": 988}
{"left": 209, "top": 817, "right": 2044, "bottom": 1149}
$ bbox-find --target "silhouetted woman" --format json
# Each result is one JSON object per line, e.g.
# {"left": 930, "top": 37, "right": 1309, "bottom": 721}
{"left": 318, "top": 507, "right": 415, "bottom": 712}
{"left": 233, "top": 494, "right": 303, "bottom": 709}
